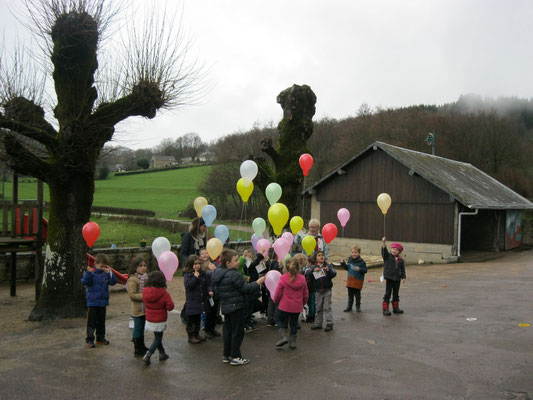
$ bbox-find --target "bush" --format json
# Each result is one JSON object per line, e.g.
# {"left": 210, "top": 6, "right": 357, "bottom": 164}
{"left": 97, "top": 165, "right": 109, "bottom": 180}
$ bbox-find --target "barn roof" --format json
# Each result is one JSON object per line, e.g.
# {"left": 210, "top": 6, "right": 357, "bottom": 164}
{"left": 306, "top": 141, "right": 533, "bottom": 210}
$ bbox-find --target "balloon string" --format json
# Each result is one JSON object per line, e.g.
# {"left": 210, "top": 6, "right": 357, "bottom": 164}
{"left": 342, "top": 226, "right": 344, "bottom": 238}
{"left": 301, "top": 176, "right": 306, "bottom": 218}
{"left": 383, "top": 215, "right": 386, "bottom": 238}
{"left": 238, "top": 203, "right": 244, "bottom": 242}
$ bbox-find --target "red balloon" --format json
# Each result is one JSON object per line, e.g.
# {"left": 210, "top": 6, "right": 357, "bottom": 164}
{"left": 299, "top": 153, "right": 314, "bottom": 177}
{"left": 322, "top": 223, "right": 338, "bottom": 244}
{"left": 82, "top": 222, "right": 100, "bottom": 248}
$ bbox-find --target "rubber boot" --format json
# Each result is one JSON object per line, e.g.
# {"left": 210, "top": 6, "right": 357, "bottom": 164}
{"left": 289, "top": 334, "right": 297, "bottom": 349}
{"left": 133, "top": 338, "right": 144, "bottom": 356}
{"left": 158, "top": 345, "right": 169, "bottom": 360}
{"left": 139, "top": 335, "right": 148, "bottom": 354}
{"left": 392, "top": 301, "right": 404, "bottom": 314}
{"left": 194, "top": 324, "right": 206, "bottom": 342}
{"left": 343, "top": 301, "right": 353, "bottom": 312}
{"left": 382, "top": 301, "right": 391, "bottom": 316}
{"left": 275, "top": 328, "right": 288, "bottom": 347}
{"left": 142, "top": 351, "right": 152, "bottom": 365}
{"left": 188, "top": 332, "right": 201, "bottom": 344}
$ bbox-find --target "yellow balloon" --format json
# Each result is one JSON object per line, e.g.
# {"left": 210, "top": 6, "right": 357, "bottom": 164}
{"left": 193, "top": 197, "right": 208, "bottom": 217}
{"left": 302, "top": 235, "right": 317, "bottom": 255}
{"left": 377, "top": 193, "right": 392, "bottom": 215}
{"left": 236, "top": 178, "right": 254, "bottom": 203}
{"left": 206, "top": 238, "right": 223, "bottom": 260}
{"left": 290, "top": 216, "right": 304, "bottom": 235}
{"left": 268, "top": 203, "right": 289, "bottom": 235}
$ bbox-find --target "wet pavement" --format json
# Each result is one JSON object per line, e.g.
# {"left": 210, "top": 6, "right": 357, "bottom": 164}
{"left": 1, "top": 250, "right": 532, "bottom": 399}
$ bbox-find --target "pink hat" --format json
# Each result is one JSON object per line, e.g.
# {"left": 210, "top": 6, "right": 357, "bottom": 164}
{"left": 391, "top": 243, "right": 403, "bottom": 252}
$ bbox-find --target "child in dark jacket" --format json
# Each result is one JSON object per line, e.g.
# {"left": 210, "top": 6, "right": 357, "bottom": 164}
{"left": 265, "top": 248, "right": 281, "bottom": 326}
{"left": 340, "top": 245, "right": 368, "bottom": 312}
{"left": 212, "top": 249, "right": 265, "bottom": 366}
{"left": 305, "top": 250, "right": 336, "bottom": 331}
{"left": 142, "top": 270, "right": 174, "bottom": 365}
{"left": 183, "top": 255, "right": 211, "bottom": 344}
{"left": 81, "top": 253, "right": 117, "bottom": 348}
{"left": 381, "top": 237, "right": 406, "bottom": 315}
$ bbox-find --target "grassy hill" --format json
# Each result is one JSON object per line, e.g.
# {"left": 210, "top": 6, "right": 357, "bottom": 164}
{"left": 2, "top": 165, "right": 212, "bottom": 219}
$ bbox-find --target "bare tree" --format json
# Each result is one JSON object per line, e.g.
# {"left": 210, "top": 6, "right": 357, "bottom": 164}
{"left": 0, "top": 0, "right": 205, "bottom": 320}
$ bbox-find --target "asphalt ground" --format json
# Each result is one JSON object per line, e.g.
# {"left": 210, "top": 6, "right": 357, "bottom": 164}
{"left": 0, "top": 250, "right": 532, "bottom": 400}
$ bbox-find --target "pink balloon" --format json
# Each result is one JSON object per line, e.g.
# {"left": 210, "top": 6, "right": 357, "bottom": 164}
{"left": 256, "top": 238, "right": 271, "bottom": 257}
{"left": 337, "top": 208, "right": 350, "bottom": 227}
{"left": 273, "top": 237, "right": 291, "bottom": 261}
{"left": 251, "top": 233, "right": 262, "bottom": 251}
{"left": 265, "top": 270, "right": 282, "bottom": 299}
{"left": 281, "top": 231, "right": 294, "bottom": 246}
{"left": 158, "top": 251, "right": 179, "bottom": 281}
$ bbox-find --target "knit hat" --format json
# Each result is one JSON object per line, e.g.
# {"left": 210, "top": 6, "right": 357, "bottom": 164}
{"left": 391, "top": 243, "right": 403, "bottom": 252}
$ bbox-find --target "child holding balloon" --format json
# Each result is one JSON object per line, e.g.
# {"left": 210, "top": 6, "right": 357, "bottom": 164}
{"left": 340, "top": 245, "right": 367, "bottom": 312}
{"left": 126, "top": 256, "right": 149, "bottom": 356}
{"left": 212, "top": 249, "right": 265, "bottom": 366}
{"left": 82, "top": 253, "right": 118, "bottom": 348}
{"left": 273, "top": 257, "right": 309, "bottom": 349}
{"left": 302, "top": 254, "right": 316, "bottom": 323}
{"left": 381, "top": 237, "right": 406, "bottom": 315}
{"left": 305, "top": 250, "right": 336, "bottom": 331}
{"left": 265, "top": 248, "right": 281, "bottom": 326}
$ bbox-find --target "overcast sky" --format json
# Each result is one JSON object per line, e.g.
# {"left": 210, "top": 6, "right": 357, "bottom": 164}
{"left": 2, "top": 0, "right": 533, "bottom": 149}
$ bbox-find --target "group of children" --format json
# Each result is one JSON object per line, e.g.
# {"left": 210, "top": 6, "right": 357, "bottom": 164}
{"left": 81, "top": 236, "right": 406, "bottom": 367}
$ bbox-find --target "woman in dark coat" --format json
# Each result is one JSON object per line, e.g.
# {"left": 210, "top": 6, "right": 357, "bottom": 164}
{"left": 180, "top": 217, "right": 207, "bottom": 267}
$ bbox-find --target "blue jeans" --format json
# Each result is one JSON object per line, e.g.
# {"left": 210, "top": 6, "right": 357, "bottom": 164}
{"left": 132, "top": 316, "right": 145, "bottom": 339}
{"left": 148, "top": 331, "right": 165, "bottom": 354}
{"left": 276, "top": 309, "right": 299, "bottom": 335}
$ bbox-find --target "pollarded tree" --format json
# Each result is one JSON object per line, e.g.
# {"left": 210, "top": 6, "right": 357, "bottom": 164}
{"left": 0, "top": 0, "right": 204, "bottom": 320}
{"left": 256, "top": 84, "right": 316, "bottom": 218}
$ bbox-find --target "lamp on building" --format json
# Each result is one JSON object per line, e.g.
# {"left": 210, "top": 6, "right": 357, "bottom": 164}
{"left": 425, "top": 130, "right": 436, "bottom": 155}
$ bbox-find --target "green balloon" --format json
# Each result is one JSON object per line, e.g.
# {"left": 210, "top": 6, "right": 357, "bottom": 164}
{"left": 252, "top": 217, "right": 266, "bottom": 237}
{"left": 265, "top": 182, "right": 282, "bottom": 206}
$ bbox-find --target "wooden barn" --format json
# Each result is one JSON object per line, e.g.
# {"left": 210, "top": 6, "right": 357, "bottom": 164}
{"left": 304, "top": 141, "right": 533, "bottom": 263}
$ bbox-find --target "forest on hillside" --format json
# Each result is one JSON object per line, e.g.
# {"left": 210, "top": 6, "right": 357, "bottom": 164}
{"left": 201, "top": 95, "right": 533, "bottom": 220}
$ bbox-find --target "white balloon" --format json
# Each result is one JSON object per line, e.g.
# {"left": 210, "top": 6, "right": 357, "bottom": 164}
{"left": 240, "top": 160, "right": 258, "bottom": 186}
{"left": 152, "top": 237, "right": 171, "bottom": 260}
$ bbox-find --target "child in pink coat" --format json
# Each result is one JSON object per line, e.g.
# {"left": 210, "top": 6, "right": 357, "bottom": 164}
{"left": 273, "top": 257, "right": 309, "bottom": 349}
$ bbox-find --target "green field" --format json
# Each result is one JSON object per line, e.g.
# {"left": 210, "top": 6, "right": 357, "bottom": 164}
{"left": 1, "top": 166, "right": 255, "bottom": 247}
{"left": 2, "top": 166, "right": 212, "bottom": 218}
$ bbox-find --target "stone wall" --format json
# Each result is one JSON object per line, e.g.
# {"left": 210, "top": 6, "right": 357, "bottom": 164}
{"left": 0, "top": 242, "right": 250, "bottom": 284}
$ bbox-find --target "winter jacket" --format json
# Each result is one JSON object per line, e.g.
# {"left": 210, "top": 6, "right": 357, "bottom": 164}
{"left": 382, "top": 246, "right": 406, "bottom": 281}
{"left": 294, "top": 232, "right": 329, "bottom": 258}
{"left": 340, "top": 256, "right": 367, "bottom": 289}
{"left": 212, "top": 267, "right": 260, "bottom": 315}
{"left": 273, "top": 273, "right": 309, "bottom": 313}
{"left": 183, "top": 270, "right": 211, "bottom": 315}
{"left": 180, "top": 230, "right": 206, "bottom": 266}
{"left": 126, "top": 274, "right": 145, "bottom": 317}
{"left": 245, "top": 253, "right": 267, "bottom": 282}
{"left": 305, "top": 263, "right": 337, "bottom": 292}
{"left": 143, "top": 287, "right": 174, "bottom": 323}
{"left": 81, "top": 268, "right": 118, "bottom": 307}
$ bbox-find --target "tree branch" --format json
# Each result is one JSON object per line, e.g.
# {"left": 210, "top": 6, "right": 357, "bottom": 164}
{"left": 0, "top": 116, "right": 58, "bottom": 150}
{"left": 89, "top": 81, "right": 163, "bottom": 138}
{"left": 1, "top": 134, "right": 51, "bottom": 181}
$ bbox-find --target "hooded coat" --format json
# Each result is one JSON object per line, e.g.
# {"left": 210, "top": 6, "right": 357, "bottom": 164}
{"left": 81, "top": 268, "right": 118, "bottom": 307}
{"left": 143, "top": 287, "right": 174, "bottom": 323}
{"left": 273, "top": 273, "right": 309, "bottom": 314}
{"left": 212, "top": 267, "right": 260, "bottom": 315}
